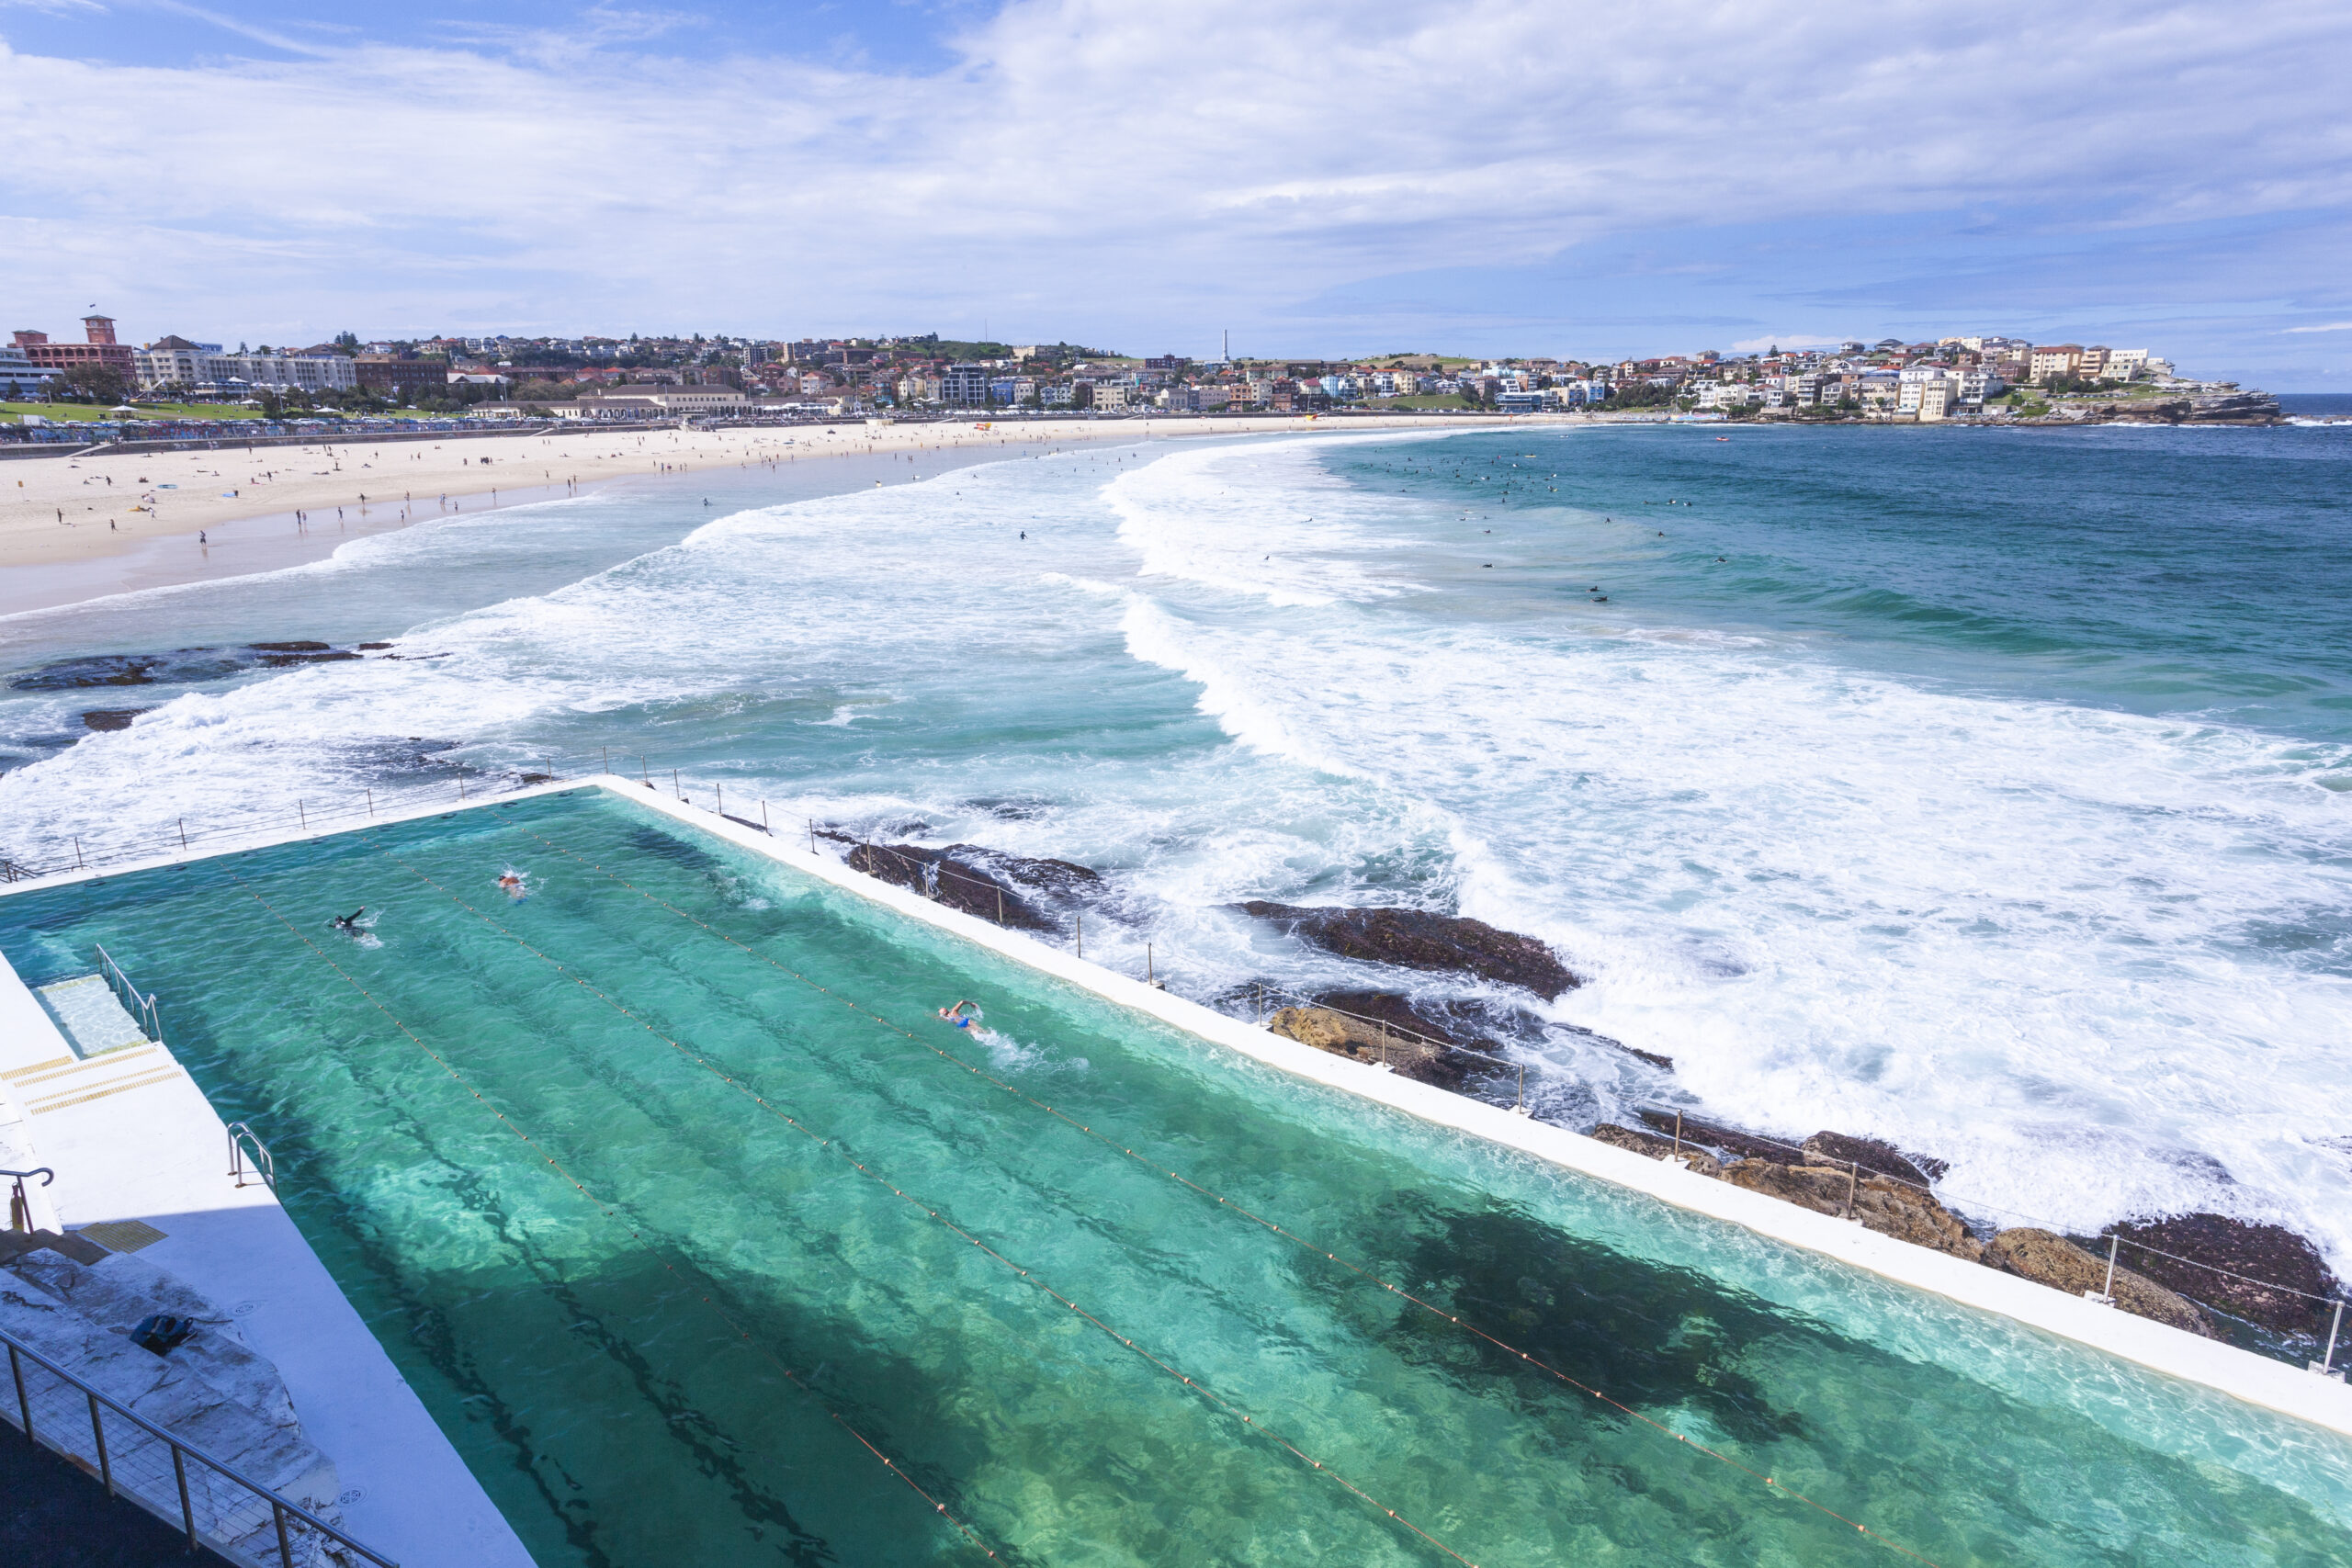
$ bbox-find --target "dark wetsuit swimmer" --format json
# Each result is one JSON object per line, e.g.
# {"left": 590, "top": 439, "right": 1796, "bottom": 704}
{"left": 329, "top": 908, "right": 365, "bottom": 934}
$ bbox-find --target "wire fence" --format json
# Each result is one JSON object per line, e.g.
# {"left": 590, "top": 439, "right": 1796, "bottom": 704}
{"left": 7, "top": 749, "right": 2344, "bottom": 1350}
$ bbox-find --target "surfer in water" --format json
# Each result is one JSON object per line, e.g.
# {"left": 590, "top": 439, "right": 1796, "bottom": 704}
{"left": 936, "top": 1000, "right": 982, "bottom": 1030}
{"left": 328, "top": 907, "right": 366, "bottom": 935}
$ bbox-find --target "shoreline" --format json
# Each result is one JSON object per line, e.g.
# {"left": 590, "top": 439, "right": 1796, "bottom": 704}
{"left": 0, "top": 412, "right": 1521, "bottom": 617}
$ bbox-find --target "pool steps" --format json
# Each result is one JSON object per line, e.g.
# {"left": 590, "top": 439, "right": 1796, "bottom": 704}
{"left": 0, "top": 942, "right": 536, "bottom": 1568}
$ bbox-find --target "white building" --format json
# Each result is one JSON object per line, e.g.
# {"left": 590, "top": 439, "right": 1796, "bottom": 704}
{"left": 135, "top": 343, "right": 358, "bottom": 394}
{"left": 0, "top": 342, "right": 61, "bottom": 398}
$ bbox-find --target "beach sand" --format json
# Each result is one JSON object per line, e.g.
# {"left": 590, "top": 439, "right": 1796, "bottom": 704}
{"left": 0, "top": 412, "right": 1521, "bottom": 583}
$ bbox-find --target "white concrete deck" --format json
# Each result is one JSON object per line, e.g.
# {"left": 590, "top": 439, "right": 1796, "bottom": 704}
{"left": 0, "top": 946, "right": 534, "bottom": 1568}
{"left": 6, "top": 773, "right": 2351, "bottom": 1456}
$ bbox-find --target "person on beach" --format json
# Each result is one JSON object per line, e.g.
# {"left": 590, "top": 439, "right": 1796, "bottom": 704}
{"left": 937, "top": 1000, "right": 982, "bottom": 1030}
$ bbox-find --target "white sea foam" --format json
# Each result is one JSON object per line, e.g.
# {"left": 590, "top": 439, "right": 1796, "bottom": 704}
{"left": 7, "top": 432, "right": 2349, "bottom": 1267}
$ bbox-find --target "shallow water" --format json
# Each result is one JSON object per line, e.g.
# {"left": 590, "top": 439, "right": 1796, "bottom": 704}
{"left": 1, "top": 420, "right": 2347, "bottom": 1277}
{"left": 3, "top": 789, "right": 2349, "bottom": 1566}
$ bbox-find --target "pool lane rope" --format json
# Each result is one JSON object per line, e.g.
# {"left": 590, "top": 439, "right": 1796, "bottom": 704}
{"left": 502, "top": 811, "right": 1952, "bottom": 1568}
{"left": 225, "top": 870, "right": 1002, "bottom": 1560}
{"left": 368, "top": 836, "right": 1487, "bottom": 1568}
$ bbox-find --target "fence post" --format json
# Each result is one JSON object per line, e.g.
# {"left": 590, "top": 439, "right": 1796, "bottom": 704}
{"left": 717, "top": 784, "right": 723, "bottom": 818}
{"left": 997, "top": 888, "right": 1005, "bottom": 925}
{"left": 2319, "top": 1300, "right": 2346, "bottom": 1378}
{"left": 297, "top": 801, "right": 305, "bottom": 831}
{"left": 172, "top": 1442, "right": 197, "bottom": 1549}
{"left": 178, "top": 818, "right": 187, "bottom": 851}
{"left": 1846, "top": 1160, "right": 1860, "bottom": 1219}
{"left": 9, "top": 1341, "right": 29, "bottom": 1445}
{"left": 74, "top": 836, "right": 85, "bottom": 871}
{"left": 275, "top": 1500, "right": 293, "bottom": 1568}
{"left": 673, "top": 768, "right": 681, "bottom": 798}
{"left": 1672, "top": 1111, "right": 1682, "bottom": 1161}
{"left": 366, "top": 788, "right": 374, "bottom": 818}
{"left": 1147, "top": 943, "right": 1154, "bottom": 986}
{"left": 88, "top": 1392, "right": 112, "bottom": 1495}
{"left": 1076, "top": 912, "right": 1082, "bottom": 959}
{"left": 2099, "top": 1235, "right": 2120, "bottom": 1303}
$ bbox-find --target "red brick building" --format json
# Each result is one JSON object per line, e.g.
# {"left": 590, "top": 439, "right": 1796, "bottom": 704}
{"left": 14, "top": 315, "right": 137, "bottom": 383}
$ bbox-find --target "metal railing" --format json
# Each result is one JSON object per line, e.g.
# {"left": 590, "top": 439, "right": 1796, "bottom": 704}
{"left": 93, "top": 942, "right": 164, "bottom": 1045}
{"left": 1, "top": 1323, "right": 395, "bottom": 1567}
{"left": 227, "top": 1122, "right": 277, "bottom": 1192}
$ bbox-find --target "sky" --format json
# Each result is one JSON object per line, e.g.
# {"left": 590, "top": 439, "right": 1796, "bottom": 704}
{"left": 2, "top": 1, "right": 2348, "bottom": 385}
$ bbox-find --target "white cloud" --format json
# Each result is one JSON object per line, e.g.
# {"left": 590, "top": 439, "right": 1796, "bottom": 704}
{"left": 2283, "top": 321, "right": 2352, "bottom": 333}
{"left": 0, "top": 0, "right": 2346, "bottom": 349}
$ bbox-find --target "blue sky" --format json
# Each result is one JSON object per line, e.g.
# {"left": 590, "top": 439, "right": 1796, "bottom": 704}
{"left": 4, "top": 1, "right": 2348, "bottom": 385}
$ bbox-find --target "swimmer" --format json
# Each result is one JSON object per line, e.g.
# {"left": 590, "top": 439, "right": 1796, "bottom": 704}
{"left": 496, "top": 869, "right": 528, "bottom": 900}
{"left": 936, "top": 1000, "right": 982, "bottom": 1030}
{"left": 328, "top": 907, "right": 366, "bottom": 934}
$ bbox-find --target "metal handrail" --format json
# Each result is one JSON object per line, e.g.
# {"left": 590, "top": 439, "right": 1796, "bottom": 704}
{"left": 226, "top": 1122, "right": 277, "bottom": 1192}
{"left": 4, "top": 1167, "right": 56, "bottom": 1234}
{"left": 92, "top": 942, "right": 163, "bottom": 1045}
{"left": 1, "top": 1322, "right": 396, "bottom": 1566}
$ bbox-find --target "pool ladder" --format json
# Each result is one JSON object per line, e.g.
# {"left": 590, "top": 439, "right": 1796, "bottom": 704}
{"left": 226, "top": 1123, "right": 276, "bottom": 1192}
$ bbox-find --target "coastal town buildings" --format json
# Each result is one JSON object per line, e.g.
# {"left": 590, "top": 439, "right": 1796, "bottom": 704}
{"left": 0, "top": 310, "right": 2187, "bottom": 426}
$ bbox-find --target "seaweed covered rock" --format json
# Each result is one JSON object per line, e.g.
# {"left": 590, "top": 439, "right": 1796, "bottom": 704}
{"left": 1983, "top": 1229, "right": 2216, "bottom": 1337}
{"left": 1239, "top": 901, "right": 1577, "bottom": 998}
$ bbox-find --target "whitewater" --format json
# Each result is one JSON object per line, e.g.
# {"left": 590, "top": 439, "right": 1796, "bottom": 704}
{"left": 2, "top": 422, "right": 2346, "bottom": 1269}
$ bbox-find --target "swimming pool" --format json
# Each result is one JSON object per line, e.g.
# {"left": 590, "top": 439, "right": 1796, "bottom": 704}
{"left": 4, "top": 788, "right": 2348, "bottom": 1566}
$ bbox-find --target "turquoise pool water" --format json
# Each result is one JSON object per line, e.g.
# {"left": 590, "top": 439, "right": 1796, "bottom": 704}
{"left": 4, "top": 788, "right": 2350, "bottom": 1567}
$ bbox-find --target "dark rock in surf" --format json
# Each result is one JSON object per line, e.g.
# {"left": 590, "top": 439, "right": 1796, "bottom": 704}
{"left": 1636, "top": 1110, "right": 1804, "bottom": 1166}
{"left": 821, "top": 830, "right": 1098, "bottom": 933}
{"left": 2086, "top": 391, "right": 2281, "bottom": 426}
{"left": 80, "top": 708, "right": 150, "bottom": 732}
{"left": 1238, "top": 901, "right": 1577, "bottom": 998}
{"left": 1802, "top": 1132, "right": 1945, "bottom": 1189}
{"left": 2093, "top": 1213, "right": 2342, "bottom": 1335}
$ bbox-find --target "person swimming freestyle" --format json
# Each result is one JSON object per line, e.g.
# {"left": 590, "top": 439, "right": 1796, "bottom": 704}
{"left": 936, "top": 1000, "right": 982, "bottom": 1030}
{"left": 328, "top": 907, "right": 365, "bottom": 934}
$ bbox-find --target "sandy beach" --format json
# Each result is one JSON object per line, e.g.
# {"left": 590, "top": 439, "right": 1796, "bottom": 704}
{"left": 0, "top": 412, "right": 1521, "bottom": 587}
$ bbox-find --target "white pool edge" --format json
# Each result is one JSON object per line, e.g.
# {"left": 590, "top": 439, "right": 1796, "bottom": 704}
{"left": 12, "top": 774, "right": 2352, "bottom": 1444}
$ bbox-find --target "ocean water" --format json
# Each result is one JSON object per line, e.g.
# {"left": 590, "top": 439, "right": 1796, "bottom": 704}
{"left": 2, "top": 420, "right": 2348, "bottom": 1274}
{"left": 3, "top": 791, "right": 2348, "bottom": 1566}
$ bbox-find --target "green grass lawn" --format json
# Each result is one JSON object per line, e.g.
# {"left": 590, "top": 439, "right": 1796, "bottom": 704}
{"left": 1, "top": 401, "right": 276, "bottom": 423}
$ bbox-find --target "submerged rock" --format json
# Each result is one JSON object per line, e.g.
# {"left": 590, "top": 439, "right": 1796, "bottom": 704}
{"left": 1984, "top": 1229, "right": 2217, "bottom": 1337}
{"left": 1238, "top": 900, "right": 1577, "bottom": 998}
{"left": 2098, "top": 1214, "right": 2342, "bottom": 1335}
